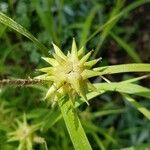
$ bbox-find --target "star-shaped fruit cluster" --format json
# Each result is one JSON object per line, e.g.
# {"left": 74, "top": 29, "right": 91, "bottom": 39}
{"left": 35, "top": 39, "right": 101, "bottom": 105}
{"left": 8, "top": 114, "right": 41, "bottom": 150}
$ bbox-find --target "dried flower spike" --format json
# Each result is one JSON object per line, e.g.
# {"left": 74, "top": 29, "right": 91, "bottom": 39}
{"left": 35, "top": 38, "right": 101, "bottom": 105}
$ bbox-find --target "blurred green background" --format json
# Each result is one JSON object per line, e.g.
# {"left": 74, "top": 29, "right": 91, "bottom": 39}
{"left": 0, "top": 0, "right": 150, "bottom": 149}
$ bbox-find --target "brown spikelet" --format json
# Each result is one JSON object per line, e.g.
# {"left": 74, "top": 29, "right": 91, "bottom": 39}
{"left": 0, "top": 79, "right": 42, "bottom": 86}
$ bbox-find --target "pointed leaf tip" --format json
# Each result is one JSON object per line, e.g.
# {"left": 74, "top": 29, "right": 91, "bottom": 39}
{"left": 41, "top": 57, "right": 58, "bottom": 66}
{"left": 78, "top": 47, "right": 84, "bottom": 57}
{"left": 81, "top": 94, "right": 89, "bottom": 105}
{"left": 45, "top": 85, "right": 56, "bottom": 100}
{"left": 52, "top": 42, "right": 67, "bottom": 60}
{"left": 84, "top": 58, "right": 101, "bottom": 68}
{"left": 80, "top": 50, "right": 93, "bottom": 64}
{"left": 71, "top": 38, "right": 78, "bottom": 60}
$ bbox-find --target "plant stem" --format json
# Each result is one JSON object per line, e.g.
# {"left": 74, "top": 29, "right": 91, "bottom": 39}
{"left": 58, "top": 96, "right": 92, "bottom": 150}
{"left": 0, "top": 79, "right": 42, "bottom": 86}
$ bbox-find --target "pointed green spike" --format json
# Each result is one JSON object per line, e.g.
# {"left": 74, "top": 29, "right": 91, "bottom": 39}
{"left": 52, "top": 52, "right": 66, "bottom": 64}
{"left": 67, "top": 72, "right": 89, "bottom": 105}
{"left": 68, "top": 73, "right": 81, "bottom": 94}
{"left": 81, "top": 95, "right": 89, "bottom": 105}
{"left": 44, "top": 76, "right": 55, "bottom": 81}
{"left": 34, "top": 74, "right": 48, "bottom": 79}
{"left": 80, "top": 50, "right": 93, "bottom": 64}
{"left": 84, "top": 58, "right": 101, "bottom": 68}
{"left": 44, "top": 85, "right": 57, "bottom": 99}
{"left": 34, "top": 74, "right": 55, "bottom": 81}
{"left": 23, "top": 113, "right": 27, "bottom": 125}
{"left": 16, "top": 119, "right": 22, "bottom": 127}
{"left": 67, "top": 51, "right": 71, "bottom": 57}
{"left": 87, "top": 80, "right": 97, "bottom": 91}
{"left": 78, "top": 47, "right": 84, "bottom": 58}
{"left": 42, "top": 57, "right": 58, "bottom": 66}
{"left": 81, "top": 69, "right": 101, "bottom": 79}
{"left": 67, "top": 72, "right": 83, "bottom": 95}
{"left": 8, "top": 132, "right": 16, "bottom": 136}
{"left": 36, "top": 67, "right": 53, "bottom": 73}
{"left": 52, "top": 42, "right": 67, "bottom": 60}
{"left": 7, "top": 136, "right": 18, "bottom": 142}
{"left": 79, "top": 81, "right": 89, "bottom": 105}
{"left": 71, "top": 38, "right": 78, "bottom": 60}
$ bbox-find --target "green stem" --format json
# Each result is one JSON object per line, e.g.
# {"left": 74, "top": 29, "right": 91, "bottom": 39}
{"left": 58, "top": 96, "right": 92, "bottom": 150}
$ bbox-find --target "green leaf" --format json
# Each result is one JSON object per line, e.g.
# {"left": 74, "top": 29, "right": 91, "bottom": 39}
{"left": 92, "top": 108, "right": 125, "bottom": 118}
{"left": 110, "top": 32, "right": 142, "bottom": 63}
{"left": 122, "top": 94, "right": 150, "bottom": 120}
{"left": 94, "top": 64, "right": 150, "bottom": 74}
{"left": 58, "top": 96, "right": 92, "bottom": 150}
{"left": 91, "top": 133, "right": 106, "bottom": 150}
{"left": 0, "top": 12, "right": 48, "bottom": 55}
{"left": 121, "top": 75, "right": 150, "bottom": 84}
{"left": 94, "top": 82, "right": 150, "bottom": 99}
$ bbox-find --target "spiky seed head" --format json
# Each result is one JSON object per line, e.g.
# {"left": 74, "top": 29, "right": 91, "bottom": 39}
{"left": 7, "top": 114, "right": 41, "bottom": 149}
{"left": 35, "top": 39, "right": 101, "bottom": 105}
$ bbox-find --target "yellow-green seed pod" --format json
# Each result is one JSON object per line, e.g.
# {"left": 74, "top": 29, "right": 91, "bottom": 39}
{"left": 35, "top": 38, "right": 101, "bottom": 106}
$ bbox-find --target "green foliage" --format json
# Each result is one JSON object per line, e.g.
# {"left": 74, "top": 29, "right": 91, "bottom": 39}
{"left": 0, "top": 0, "right": 150, "bottom": 150}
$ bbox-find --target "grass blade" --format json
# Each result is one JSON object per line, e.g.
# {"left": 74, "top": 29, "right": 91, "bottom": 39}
{"left": 92, "top": 108, "right": 125, "bottom": 118}
{"left": 58, "top": 96, "right": 92, "bottom": 150}
{"left": 94, "top": 64, "right": 150, "bottom": 74}
{"left": 79, "top": 5, "right": 100, "bottom": 48}
{"left": 94, "top": 82, "right": 150, "bottom": 99}
{"left": 121, "top": 75, "right": 150, "bottom": 84}
{"left": 84, "top": 122, "right": 117, "bottom": 144}
{"left": 120, "top": 143, "right": 150, "bottom": 150}
{"left": 0, "top": 24, "right": 7, "bottom": 37}
{"left": 91, "top": 133, "right": 106, "bottom": 150}
{"left": 86, "top": 0, "right": 150, "bottom": 45}
{"left": 110, "top": 32, "right": 142, "bottom": 63}
{"left": 122, "top": 94, "right": 150, "bottom": 120}
{"left": 0, "top": 12, "right": 48, "bottom": 55}
{"left": 33, "top": 0, "right": 59, "bottom": 45}
{"left": 93, "top": 0, "right": 125, "bottom": 57}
